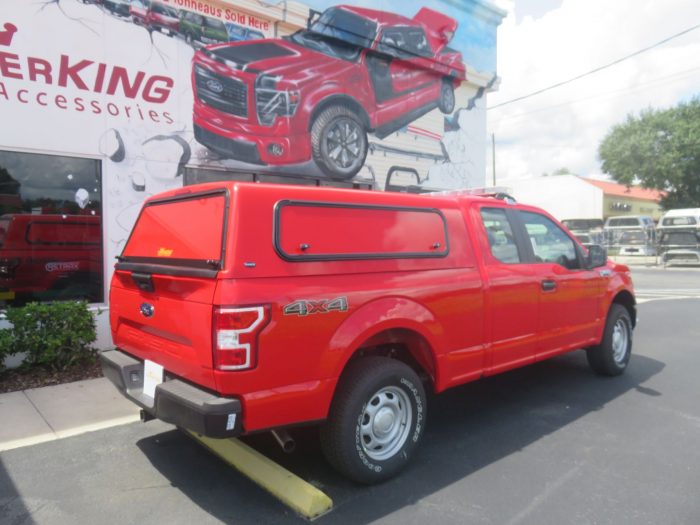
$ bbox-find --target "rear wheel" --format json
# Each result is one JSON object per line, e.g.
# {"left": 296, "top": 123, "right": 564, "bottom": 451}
{"left": 311, "top": 105, "right": 368, "bottom": 180}
{"left": 586, "top": 304, "right": 633, "bottom": 376}
{"left": 320, "top": 357, "right": 427, "bottom": 484}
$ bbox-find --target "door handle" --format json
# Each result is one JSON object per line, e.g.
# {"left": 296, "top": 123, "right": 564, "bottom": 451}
{"left": 541, "top": 280, "right": 557, "bottom": 292}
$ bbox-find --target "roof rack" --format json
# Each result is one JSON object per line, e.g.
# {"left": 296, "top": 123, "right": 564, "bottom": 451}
{"left": 426, "top": 187, "right": 517, "bottom": 203}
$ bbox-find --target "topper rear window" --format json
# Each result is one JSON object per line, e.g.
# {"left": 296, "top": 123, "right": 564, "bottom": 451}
{"left": 120, "top": 190, "right": 228, "bottom": 270}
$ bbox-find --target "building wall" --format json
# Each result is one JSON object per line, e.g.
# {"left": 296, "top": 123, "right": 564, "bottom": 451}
{"left": 505, "top": 175, "right": 604, "bottom": 221}
{"left": 0, "top": 0, "right": 504, "bottom": 350}
{"left": 603, "top": 195, "right": 664, "bottom": 221}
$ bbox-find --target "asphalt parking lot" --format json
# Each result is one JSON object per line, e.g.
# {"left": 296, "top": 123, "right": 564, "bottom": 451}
{"left": 2, "top": 267, "right": 700, "bottom": 524}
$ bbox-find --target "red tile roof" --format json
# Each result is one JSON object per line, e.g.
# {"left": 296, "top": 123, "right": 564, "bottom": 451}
{"left": 580, "top": 177, "right": 665, "bottom": 201}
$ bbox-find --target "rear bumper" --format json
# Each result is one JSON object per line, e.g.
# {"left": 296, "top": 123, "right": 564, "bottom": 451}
{"left": 100, "top": 349, "right": 243, "bottom": 438}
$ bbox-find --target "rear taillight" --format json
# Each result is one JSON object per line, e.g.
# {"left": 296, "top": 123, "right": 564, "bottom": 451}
{"left": 213, "top": 306, "right": 270, "bottom": 371}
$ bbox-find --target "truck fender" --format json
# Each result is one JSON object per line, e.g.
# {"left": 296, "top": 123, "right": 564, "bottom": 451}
{"left": 326, "top": 297, "right": 443, "bottom": 384}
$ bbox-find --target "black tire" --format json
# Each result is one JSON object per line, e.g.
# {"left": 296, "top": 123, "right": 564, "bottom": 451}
{"left": 311, "top": 105, "right": 368, "bottom": 180}
{"left": 320, "top": 356, "right": 427, "bottom": 484}
{"left": 438, "top": 78, "right": 455, "bottom": 114}
{"left": 586, "top": 304, "right": 633, "bottom": 376}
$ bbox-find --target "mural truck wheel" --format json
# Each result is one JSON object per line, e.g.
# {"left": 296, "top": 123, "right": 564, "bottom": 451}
{"left": 438, "top": 78, "right": 456, "bottom": 114}
{"left": 311, "top": 105, "right": 368, "bottom": 180}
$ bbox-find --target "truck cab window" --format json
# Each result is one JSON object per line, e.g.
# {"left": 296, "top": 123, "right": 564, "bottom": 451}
{"left": 520, "top": 211, "right": 579, "bottom": 269}
{"left": 480, "top": 208, "right": 521, "bottom": 263}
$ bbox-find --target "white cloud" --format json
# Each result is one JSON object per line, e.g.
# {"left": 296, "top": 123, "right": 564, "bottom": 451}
{"left": 487, "top": 0, "right": 700, "bottom": 181}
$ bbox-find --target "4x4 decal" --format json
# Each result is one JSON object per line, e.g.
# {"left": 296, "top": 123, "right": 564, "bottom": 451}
{"left": 284, "top": 297, "right": 348, "bottom": 316}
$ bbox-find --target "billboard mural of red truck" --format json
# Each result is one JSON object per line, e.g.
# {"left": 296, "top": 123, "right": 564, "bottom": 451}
{"left": 192, "top": 5, "right": 466, "bottom": 179}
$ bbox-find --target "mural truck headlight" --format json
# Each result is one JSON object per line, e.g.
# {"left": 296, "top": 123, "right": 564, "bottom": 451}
{"left": 255, "top": 75, "right": 300, "bottom": 126}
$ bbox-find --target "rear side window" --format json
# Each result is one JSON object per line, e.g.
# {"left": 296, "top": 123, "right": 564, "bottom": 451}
{"left": 274, "top": 201, "right": 448, "bottom": 260}
{"left": 480, "top": 208, "right": 521, "bottom": 263}
{"left": 122, "top": 191, "right": 227, "bottom": 267}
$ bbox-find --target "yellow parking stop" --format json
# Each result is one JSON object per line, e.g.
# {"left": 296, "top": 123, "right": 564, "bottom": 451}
{"left": 187, "top": 431, "right": 333, "bottom": 520}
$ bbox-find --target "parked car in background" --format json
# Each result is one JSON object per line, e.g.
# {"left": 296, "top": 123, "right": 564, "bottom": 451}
{"left": 104, "top": 0, "right": 132, "bottom": 18}
{"left": 148, "top": 2, "right": 179, "bottom": 36}
{"left": 225, "top": 22, "right": 265, "bottom": 42}
{"left": 180, "top": 13, "right": 265, "bottom": 46}
{"left": 657, "top": 209, "right": 700, "bottom": 266}
{"left": 129, "top": 0, "right": 150, "bottom": 25}
{"left": 604, "top": 215, "right": 656, "bottom": 252}
{"left": 562, "top": 218, "right": 604, "bottom": 247}
{"left": 658, "top": 229, "right": 700, "bottom": 266}
{"left": 0, "top": 214, "right": 102, "bottom": 304}
{"left": 617, "top": 230, "right": 657, "bottom": 256}
{"left": 658, "top": 208, "right": 700, "bottom": 228}
{"left": 562, "top": 218, "right": 604, "bottom": 233}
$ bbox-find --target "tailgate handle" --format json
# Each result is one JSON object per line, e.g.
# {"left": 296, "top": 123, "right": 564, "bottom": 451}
{"left": 131, "top": 272, "right": 154, "bottom": 293}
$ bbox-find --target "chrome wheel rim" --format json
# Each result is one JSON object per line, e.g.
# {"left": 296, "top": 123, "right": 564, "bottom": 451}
{"left": 612, "top": 318, "right": 629, "bottom": 363}
{"left": 323, "top": 118, "right": 363, "bottom": 171}
{"left": 360, "top": 386, "right": 412, "bottom": 461}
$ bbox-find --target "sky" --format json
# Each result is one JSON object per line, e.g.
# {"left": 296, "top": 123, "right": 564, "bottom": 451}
{"left": 486, "top": 0, "right": 700, "bottom": 182}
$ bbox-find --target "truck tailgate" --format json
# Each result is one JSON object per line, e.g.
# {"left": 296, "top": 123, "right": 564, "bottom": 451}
{"left": 110, "top": 187, "right": 230, "bottom": 390}
{"left": 111, "top": 271, "right": 219, "bottom": 388}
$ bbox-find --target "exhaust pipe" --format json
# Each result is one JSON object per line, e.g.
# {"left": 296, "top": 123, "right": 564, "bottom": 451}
{"left": 140, "top": 409, "right": 155, "bottom": 422}
{"left": 271, "top": 429, "right": 296, "bottom": 453}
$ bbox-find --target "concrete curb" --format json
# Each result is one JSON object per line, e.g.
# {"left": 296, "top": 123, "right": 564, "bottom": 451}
{"left": 0, "top": 377, "right": 140, "bottom": 453}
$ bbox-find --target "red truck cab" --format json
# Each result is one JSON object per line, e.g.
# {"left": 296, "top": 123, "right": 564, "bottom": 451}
{"left": 101, "top": 182, "right": 635, "bottom": 483}
{"left": 191, "top": 5, "right": 465, "bottom": 179}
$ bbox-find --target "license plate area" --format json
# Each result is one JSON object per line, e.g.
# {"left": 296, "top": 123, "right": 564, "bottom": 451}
{"left": 143, "top": 359, "right": 164, "bottom": 399}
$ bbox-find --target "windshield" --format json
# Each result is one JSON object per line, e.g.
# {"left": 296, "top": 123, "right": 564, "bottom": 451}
{"left": 562, "top": 219, "right": 603, "bottom": 231}
{"left": 659, "top": 231, "right": 700, "bottom": 246}
{"left": 607, "top": 217, "right": 641, "bottom": 227}
{"left": 619, "top": 231, "right": 647, "bottom": 244}
{"left": 661, "top": 216, "right": 697, "bottom": 227}
{"left": 288, "top": 8, "right": 377, "bottom": 61}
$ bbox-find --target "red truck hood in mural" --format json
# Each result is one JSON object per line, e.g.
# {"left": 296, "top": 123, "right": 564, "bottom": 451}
{"left": 201, "top": 40, "right": 359, "bottom": 88}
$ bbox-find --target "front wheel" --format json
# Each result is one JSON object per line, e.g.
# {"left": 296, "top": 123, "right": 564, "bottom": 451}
{"left": 586, "top": 304, "right": 633, "bottom": 376}
{"left": 438, "top": 78, "right": 456, "bottom": 114}
{"left": 311, "top": 105, "right": 368, "bottom": 180}
{"left": 320, "top": 357, "right": 427, "bottom": 484}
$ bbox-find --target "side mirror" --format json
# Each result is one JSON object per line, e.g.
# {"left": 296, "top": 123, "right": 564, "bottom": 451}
{"left": 585, "top": 244, "right": 608, "bottom": 269}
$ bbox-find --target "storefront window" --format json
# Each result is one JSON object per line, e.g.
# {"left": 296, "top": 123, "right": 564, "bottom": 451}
{"left": 0, "top": 151, "right": 102, "bottom": 306}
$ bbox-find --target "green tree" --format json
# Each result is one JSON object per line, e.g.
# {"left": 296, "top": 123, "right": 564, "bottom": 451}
{"left": 598, "top": 98, "right": 700, "bottom": 209}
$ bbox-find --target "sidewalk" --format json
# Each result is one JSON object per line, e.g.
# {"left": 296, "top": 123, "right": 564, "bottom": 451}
{"left": 0, "top": 377, "right": 140, "bottom": 452}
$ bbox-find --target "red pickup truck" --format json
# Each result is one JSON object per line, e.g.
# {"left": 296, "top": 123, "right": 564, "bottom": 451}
{"left": 191, "top": 5, "right": 465, "bottom": 179}
{"left": 0, "top": 214, "right": 102, "bottom": 303}
{"left": 101, "top": 182, "right": 636, "bottom": 483}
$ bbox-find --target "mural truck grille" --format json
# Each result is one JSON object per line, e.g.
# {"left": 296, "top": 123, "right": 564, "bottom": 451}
{"left": 195, "top": 69, "right": 248, "bottom": 118}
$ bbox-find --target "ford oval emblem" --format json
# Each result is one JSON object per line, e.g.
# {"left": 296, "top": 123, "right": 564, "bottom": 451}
{"left": 206, "top": 79, "right": 224, "bottom": 94}
{"left": 140, "top": 303, "right": 155, "bottom": 318}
